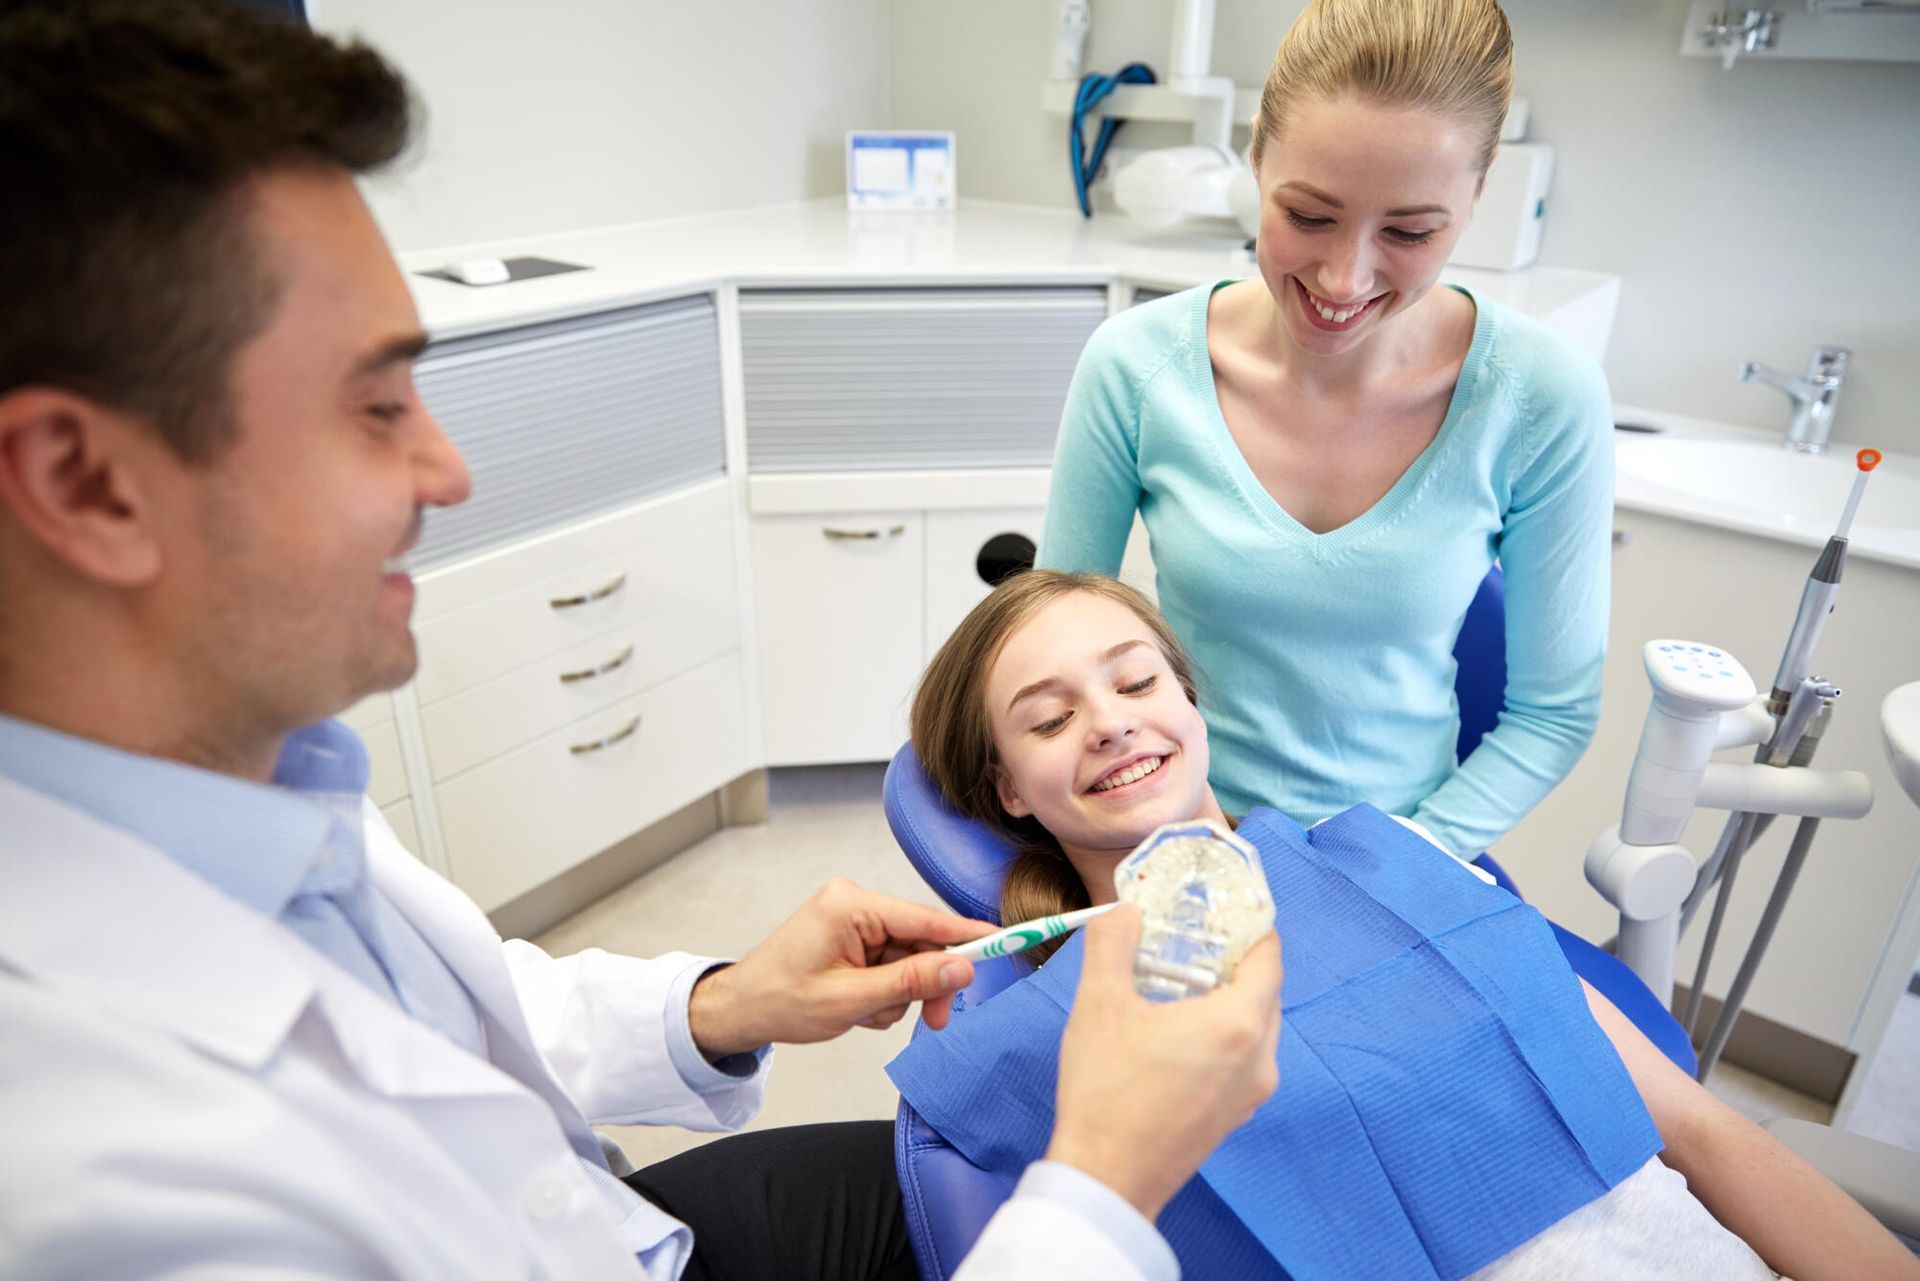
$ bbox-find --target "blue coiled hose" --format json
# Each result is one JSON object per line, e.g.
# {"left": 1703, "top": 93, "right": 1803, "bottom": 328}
{"left": 1070, "top": 63, "right": 1156, "bottom": 218}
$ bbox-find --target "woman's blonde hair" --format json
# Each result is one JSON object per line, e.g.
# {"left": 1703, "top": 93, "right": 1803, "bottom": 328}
{"left": 910, "top": 570, "right": 1202, "bottom": 953}
{"left": 1249, "top": 0, "right": 1514, "bottom": 176}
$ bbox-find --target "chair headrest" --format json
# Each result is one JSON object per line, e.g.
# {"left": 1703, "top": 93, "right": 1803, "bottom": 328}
{"left": 883, "top": 745, "right": 1016, "bottom": 925}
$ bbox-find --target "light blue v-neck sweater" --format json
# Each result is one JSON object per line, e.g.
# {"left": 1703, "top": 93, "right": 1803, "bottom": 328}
{"left": 1036, "top": 283, "right": 1614, "bottom": 859}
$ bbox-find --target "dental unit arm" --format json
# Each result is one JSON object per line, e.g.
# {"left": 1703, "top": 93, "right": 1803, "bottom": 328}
{"left": 1586, "top": 450, "right": 1883, "bottom": 1081}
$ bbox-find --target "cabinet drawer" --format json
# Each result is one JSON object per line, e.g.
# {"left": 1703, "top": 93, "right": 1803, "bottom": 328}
{"left": 739, "top": 288, "right": 1106, "bottom": 472}
{"left": 436, "top": 652, "right": 750, "bottom": 912}
{"left": 415, "top": 479, "right": 728, "bottom": 620}
{"left": 419, "top": 598, "right": 739, "bottom": 781}
{"left": 751, "top": 511, "right": 923, "bottom": 765}
{"left": 924, "top": 507, "right": 1044, "bottom": 662}
{"left": 414, "top": 508, "right": 736, "bottom": 706}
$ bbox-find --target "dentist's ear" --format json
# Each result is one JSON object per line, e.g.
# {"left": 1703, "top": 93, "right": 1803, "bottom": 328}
{"left": 0, "top": 388, "right": 164, "bottom": 588}
{"left": 989, "top": 763, "right": 1033, "bottom": 819}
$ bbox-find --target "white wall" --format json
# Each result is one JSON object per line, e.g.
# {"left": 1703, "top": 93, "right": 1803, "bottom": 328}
{"left": 888, "top": 0, "right": 1920, "bottom": 450}
{"left": 310, "top": 0, "right": 889, "bottom": 253}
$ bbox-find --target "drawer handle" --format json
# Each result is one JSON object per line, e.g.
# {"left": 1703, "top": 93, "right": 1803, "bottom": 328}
{"left": 822, "top": 525, "right": 906, "bottom": 542}
{"left": 550, "top": 571, "right": 627, "bottom": 610}
{"left": 569, "top": 715, "right": 641, "bottom": 756}
{"left": 559, "top": 644, "right": 636, "bottom": 685}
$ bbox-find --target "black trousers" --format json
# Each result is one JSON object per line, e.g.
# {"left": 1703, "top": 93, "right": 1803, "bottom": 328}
{"left": 623, "top": 1120, "right": 918, "bottom": 1281}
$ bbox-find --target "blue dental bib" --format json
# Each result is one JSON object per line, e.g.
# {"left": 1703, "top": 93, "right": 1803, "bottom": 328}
{"left": 886, "top": 805, "right": 1662, "bottom": 1280}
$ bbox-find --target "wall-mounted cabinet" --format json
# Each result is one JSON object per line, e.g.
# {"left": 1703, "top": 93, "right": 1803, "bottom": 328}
{"left": 740, "top": 286, "right": 1093, "bottom": 765}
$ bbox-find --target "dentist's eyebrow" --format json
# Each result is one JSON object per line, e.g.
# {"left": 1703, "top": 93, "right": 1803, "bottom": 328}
{"left": 1276, "top": 181, "right": 1448, "bottom": 219}
{"left": 350, "top": 331, "right": 430, "bottom": 380}
{"left": 1005, "top": 640, "right": 1153, "bottom": 712}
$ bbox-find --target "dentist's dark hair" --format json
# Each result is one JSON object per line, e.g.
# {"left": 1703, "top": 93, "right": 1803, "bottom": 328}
{"left": 0, "top": 0, "right": 415, "bottom": 463}
{"left": 911, "top": 570, "right": 1203, "bottom": 962}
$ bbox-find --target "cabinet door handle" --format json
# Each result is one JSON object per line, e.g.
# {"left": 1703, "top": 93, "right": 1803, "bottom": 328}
{"left": 822, "top": 525, "right": 907, "bottom": 541}
{"left": 558, "top": 644, "right": 635, "bottom": 685}
{"left": 569, "top": 714, "right": 641, "bottom": 755}
{"left": 550, "top": 571, "right": 627, "bottom": 609}
{"left": 1613, "top": 528, "right": 1632, "bottom": 547}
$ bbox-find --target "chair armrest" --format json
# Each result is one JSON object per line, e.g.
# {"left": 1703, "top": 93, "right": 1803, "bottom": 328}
{"left": 1762, "top": 1117, "right": 1920, "bottom": 1241}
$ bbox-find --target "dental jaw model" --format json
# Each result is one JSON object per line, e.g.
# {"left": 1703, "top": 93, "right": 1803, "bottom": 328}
{"left": 1117, "top": 820, "right": 1274, "bottom": 1001}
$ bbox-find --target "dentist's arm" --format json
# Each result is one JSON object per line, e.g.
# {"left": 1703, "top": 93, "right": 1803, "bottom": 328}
{"left": 955, "top": 905, "right": 1285, "bottom": 1280}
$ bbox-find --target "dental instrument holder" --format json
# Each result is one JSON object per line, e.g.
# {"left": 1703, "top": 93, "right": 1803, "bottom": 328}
{"left": 1117, "top": 820, "right": 1271, "bottom": 1002}
{"left": 1588, "top": 648, "right": 1871, "bottom": 1074}
{"left": 1589, "top": 453, "right": 1882, "bottom": 1078}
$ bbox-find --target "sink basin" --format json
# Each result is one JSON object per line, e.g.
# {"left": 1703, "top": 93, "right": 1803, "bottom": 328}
{"left": 1614, "top": 436, "right": 1920, "bottom": 539}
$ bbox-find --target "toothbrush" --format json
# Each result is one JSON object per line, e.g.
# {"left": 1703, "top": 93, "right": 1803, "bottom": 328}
{"left": 945, "top": 903, "right": 1116, "bottom": 962}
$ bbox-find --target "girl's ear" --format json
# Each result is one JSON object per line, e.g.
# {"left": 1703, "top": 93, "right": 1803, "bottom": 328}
{"left": 989, "top": 762, "right": 1033, "bottom": 819}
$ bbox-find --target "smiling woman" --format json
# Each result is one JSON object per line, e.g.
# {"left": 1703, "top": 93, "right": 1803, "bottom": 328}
{"left": 1037, "top": 0, "right": 1615, "bottom": 865}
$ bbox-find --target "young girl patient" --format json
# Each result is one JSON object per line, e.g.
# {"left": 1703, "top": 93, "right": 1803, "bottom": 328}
{"left": 898, "top": 569, "right": 1915, "bottom": 1281}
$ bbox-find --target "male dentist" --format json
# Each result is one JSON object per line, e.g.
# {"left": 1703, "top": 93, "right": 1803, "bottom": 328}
{"left": 0, "top": 4, "right": 1281, "bottom": 1279}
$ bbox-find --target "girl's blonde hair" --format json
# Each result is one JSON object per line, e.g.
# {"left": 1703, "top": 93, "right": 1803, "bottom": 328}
{"left": 1249, "top": 0, "right": 1514, "bottom": 176}
{"left": 910, "top": 570, "right": 1202, "bottom": 951}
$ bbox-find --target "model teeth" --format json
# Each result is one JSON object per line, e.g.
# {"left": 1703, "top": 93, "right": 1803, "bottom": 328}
{"left": 1092, "top": 756, "right": 1163, "bottom": 793}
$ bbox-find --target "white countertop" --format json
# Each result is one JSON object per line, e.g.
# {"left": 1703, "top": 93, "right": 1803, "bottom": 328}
{"left": 399, "top": 198, "right": 1620, "bottom": 342}
{"left": 398, "top": 201, "right": 1918, "bottom": 573}
{"left": 1613, "top": 405, "right": 1919, "bottom": 572}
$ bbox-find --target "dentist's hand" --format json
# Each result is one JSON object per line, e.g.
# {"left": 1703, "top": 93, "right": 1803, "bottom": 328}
{"left": 1045, "top": 903, "right": 1284, "bottom": 1222}
{"left": 688, "top": 878, "right": 996, "bottom": 1059}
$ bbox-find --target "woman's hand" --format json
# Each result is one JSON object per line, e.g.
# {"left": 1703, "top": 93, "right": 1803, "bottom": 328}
{"left": 687, "top": 878, "right": 995, "bottom": 1058}
{"left": 1046, "top": 903, "right": 1284, "bottom": 1221}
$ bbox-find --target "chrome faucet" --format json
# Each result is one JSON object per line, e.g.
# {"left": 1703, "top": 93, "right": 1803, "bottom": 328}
{"left": 1740, "top": 345, "right": 1850, "bottom": 453}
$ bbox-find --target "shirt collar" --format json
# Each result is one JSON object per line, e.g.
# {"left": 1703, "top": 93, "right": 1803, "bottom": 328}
{"left": 0, "top": 713, "right": 369, "bottom": 917}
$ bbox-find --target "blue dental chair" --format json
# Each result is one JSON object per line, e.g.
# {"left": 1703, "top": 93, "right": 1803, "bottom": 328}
{"left": 882, "top": 565, "right": 1700, "bottom": 1279}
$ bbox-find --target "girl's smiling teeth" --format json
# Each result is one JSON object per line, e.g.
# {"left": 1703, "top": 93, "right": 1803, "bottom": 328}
{"left": 1090, "top": 755, "right": 1165, "bottom": 793}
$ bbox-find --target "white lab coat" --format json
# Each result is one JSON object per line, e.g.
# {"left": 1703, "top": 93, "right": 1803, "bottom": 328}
{"left": 0, "top": 776, "right": 1145, "bottom": 1280}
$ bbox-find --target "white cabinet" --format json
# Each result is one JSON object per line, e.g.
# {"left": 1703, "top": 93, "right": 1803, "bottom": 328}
{"left": 924, "top": 508, "right": 1046, "bottom": 662}
{"left": 364, "top": 293, "right": 748, "bottom": 912}
{"left": 750, "top": 504, "right": 1049, "bottom": 766}
{"left": 751, "top": 511, "right": 925, "bottom": 766}
{"left": 413, "top": 480, "right": 748, "bottom": 911}
{"left": 739, "top": 286, "right": 1100, "bottom": 767}
{"left": 435, "top": 652, "right": 748, "bottom": 912}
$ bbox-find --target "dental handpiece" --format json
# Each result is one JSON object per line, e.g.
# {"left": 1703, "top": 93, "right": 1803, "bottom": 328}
{"left": 1767, "top": 449, "right": 1879, "bottom": 717}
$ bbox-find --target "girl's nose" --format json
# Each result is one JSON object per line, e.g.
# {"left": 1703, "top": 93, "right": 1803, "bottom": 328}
{"left": 1085, "top": 694, "right": 1140, "bottom": 750}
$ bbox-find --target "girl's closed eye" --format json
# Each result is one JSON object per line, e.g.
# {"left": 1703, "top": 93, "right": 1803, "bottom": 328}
{"left": 1119, "top": 675, "right": 1158, "bottom": 695}
{"left": 366, "top": 402, "right": 407, "bottom": 426}
{"left": 1033, "top": 709, "right": 1072, "bottom": 736}
{"left": 1284, "top": 208, "right": 1331, "bottom": 230}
